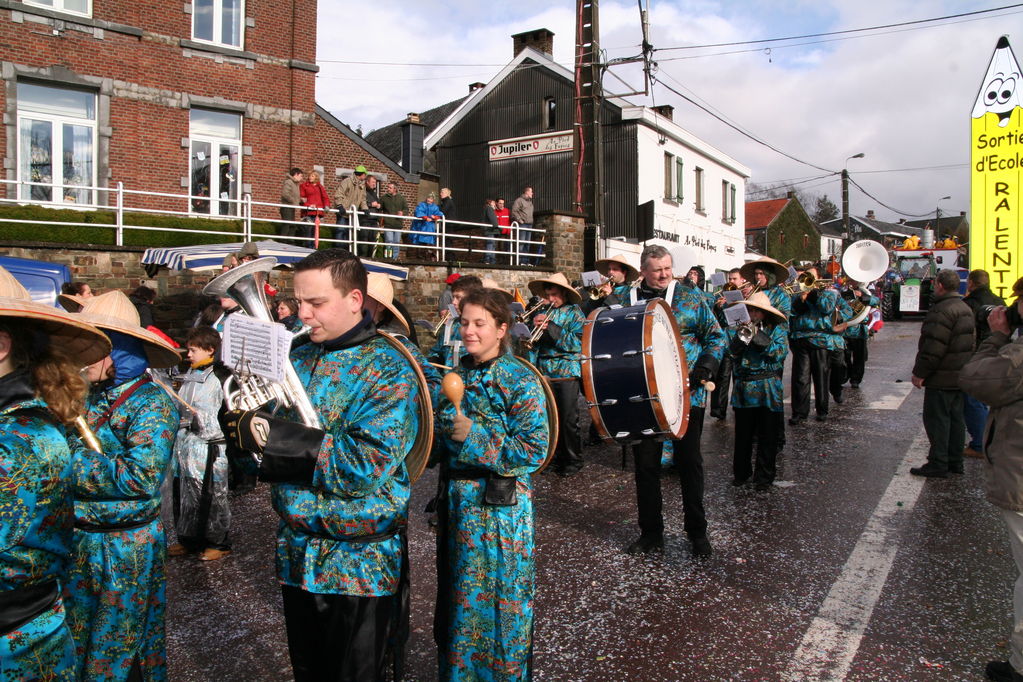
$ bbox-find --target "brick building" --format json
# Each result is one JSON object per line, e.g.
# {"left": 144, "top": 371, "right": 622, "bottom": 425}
{"left": 1, "top": 0, "right": 417, "bottom": 221}
{"left": 745, "top": 193, "right": 821, "bottom": 265}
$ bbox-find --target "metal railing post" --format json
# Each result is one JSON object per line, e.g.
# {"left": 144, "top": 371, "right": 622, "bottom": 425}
{"left": 512, "top": 221, "right": 520, "bottom": 266}
{"left": 243, "top": 193, "right": 252, "bottom": 240}
{"left": 440, "top": 215, "right": 446, "bottom": 262}
{"left": 116, "top": 181, "right": 124, "bottom": 246}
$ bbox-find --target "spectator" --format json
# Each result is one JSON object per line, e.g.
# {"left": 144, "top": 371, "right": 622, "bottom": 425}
{"left": 276, "top": 297, "right": 301, "bottom": 332}
{"left": 958, "top": 279, "right": 1023, "bottom": 682}
{"left": 495, "top": 197, "right": 511, "bottom": 260}
{"left": 279, "top": 167, "right": 303, "bottom": 239}
{"left": 482, "top": 198, "right": 499, "bottom": 264}
{"left": 909, "top": 268, "right": 976, "bottom": 478}
{"left": 61, "top": 281, "right": 94, "bottom": 298}
{"left": 439, "top": 273, "right": 459, "bottom": 313}
{"left": 128, "top": 285, "right": 157, "bottom": 328}
{"left": 332, "top": 165, "right": 367, "bottom": 245}
{"left": 360, "top": 175, "right": 383, "bottom": 258}
{"left": 298, "top": 170, "right": 330, "bottom": 244}
{"left": 962, "top": 269, "right": 1006, "bottom": 458}
{"left": 411, "top": 193, "right": 443, "bottom": 261}
{"left": 168, "top": 326, "right": 233, "bottom": 561}
{"left": 380, "top": 182, "right": 408, "bottom": 260}
{"left": 438, "top": 187, "right": 456, "bottom": 221}
{"left": 512, "top": 186, "right": 537, "bottom": 265}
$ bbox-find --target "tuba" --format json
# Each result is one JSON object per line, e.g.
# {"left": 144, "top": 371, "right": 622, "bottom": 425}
{"left": 840, "top": 240, "right": 889, "bottom": 325}
{"left": 203, "top": 257, "right": 321, "bottom": 429}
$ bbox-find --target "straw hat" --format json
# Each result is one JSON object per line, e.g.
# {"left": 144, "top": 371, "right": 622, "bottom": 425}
{"left": 0, "top": 266, "right": 111, "bottom": 365}
{"left": 76, "top": 291, "right": 180, "bottom": 368}
{"left": 527, "top": 272, "right": 582, "bottom": 304}
{"left": 481, "top": 277, "right": 513, "bottom": 301}
{"left": 729, "top": 291, "right": 786, "bottom": 325}
{"left": 366, "top": 272, "right": 410, "bottom": 334}
{"left": 595, "top": 254, "right": 639, "bottom": 282}
{"left": 740, "top": 257, "right": 789, "bottom": 286}
{"left": 58, "top": 293, "right": 86, "bottom": 312}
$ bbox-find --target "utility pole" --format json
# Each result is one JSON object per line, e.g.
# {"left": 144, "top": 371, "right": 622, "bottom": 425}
{"left": 573, "top": 0, "right": 602, "bottom": 259}
{"left": 842, "top": 152, "right": 864, "bottom": 240}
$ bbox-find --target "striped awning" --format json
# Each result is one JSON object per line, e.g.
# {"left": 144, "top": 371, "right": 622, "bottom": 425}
{"left": 141, "top": 240, "right": 408, "bottom": 280}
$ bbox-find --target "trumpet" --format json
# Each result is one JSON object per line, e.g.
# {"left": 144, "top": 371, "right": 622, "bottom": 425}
{"left": 795, "top": 271, "right": 832, "bottom": 292}
{"left": 521, "top": 303, "right": 553, "bottom": 350}
{"left": 736, "top": 320, "right": 761, "bottom": 345}
{"left": 75, "top": 416, "right": 103, "bottom": 453}
{"left": 588, "top": 276, "right": 613, "bottom": 300}
{"left": 517, "top": 299, "right": 548, "bottom": 324}
{"left": 432, "top": 310, "right": 451, "bottom": 336}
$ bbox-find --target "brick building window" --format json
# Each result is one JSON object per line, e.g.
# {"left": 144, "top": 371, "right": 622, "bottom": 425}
{"left": 189, "top": 109, "right": 241, "bottom": 216}
{"left": 17, "top": 81, "right": 96, "bottom": 205}
{"left": 193, "top": 0, "right": 244, "bottom": 48}
{"left": 23, "top": 0, "right": 90, "bottom": 17}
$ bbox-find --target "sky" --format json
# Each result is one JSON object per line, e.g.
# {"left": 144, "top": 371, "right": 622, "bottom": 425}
{"left": 315, "top": 1, "right": 1023, "bottom": 225}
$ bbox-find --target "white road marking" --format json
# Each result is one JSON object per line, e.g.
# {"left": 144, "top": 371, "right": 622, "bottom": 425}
{"left": 861, "top": 381, "right": 915, "bottom": 411}
{"left": 783, "top": 429, "right": 929, "bottom": 681}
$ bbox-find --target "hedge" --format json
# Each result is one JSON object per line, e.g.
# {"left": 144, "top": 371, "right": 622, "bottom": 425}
{"left": 0, "top": 204, "right": 278, "bottom": 248}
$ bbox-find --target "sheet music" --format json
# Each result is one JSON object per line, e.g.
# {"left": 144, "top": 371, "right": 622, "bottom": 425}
{"left": 724, "top": 303, "right": 752, "bottom": 327}
{"left": 581, "top": 270, "right": 604, "bottom": 287}
{"left": 722, "top": 290, "right": 745, "bottom": 303}
{"left": 222, "top": 315, "right": 291, "bottom": 383}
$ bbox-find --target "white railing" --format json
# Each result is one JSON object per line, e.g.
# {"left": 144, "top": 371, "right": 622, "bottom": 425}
{"left": 0, "top": 179, "right": 548, "bottom": 265}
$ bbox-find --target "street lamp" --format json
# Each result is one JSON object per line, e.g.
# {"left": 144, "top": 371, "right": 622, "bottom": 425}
{"left": 842, "top": 153, "right": 865, "bottom": 239}
{"left": 932, "top": 195, "right": 951, "bottom": 247}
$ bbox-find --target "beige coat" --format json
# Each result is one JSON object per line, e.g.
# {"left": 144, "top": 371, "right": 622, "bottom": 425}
{"left": 959, "top": 331, "right": 1023, "bottom": 511}
{"left": 333, "top": 175, "right": 366, "bottom": 213}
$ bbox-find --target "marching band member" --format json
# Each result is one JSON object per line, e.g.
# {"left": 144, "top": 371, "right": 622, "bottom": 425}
{"left": 365, "top": 271, "right": 441, "bottom": 408}
{"left": 223, "top": 249, "right": 421, "bottom": 680}
{"left": 67, "top": 291, "right": 181, "bottom": 680}
{"left": 428, "top": 275, "right": 482, "bottom": 369}
{"left": 789, "top": 266, "right": 840, "bottom": 424}
{"left": 827, "top": 285, "right": 856, "bottom": 405}
{"left": 168, "top": 326, "right": 233, "bottom": 561}
{"left": 841, "top": 280, "right": 879, "bottom": 389}
{"left": 709, "top": 268, "right": 749, "bottom": 420}
{"left": 434, "top": 288, "right": 550, "bottom": 680}
{"left": 726, "top": 293, "right": 789, "bottom": 490}
{"left": 528, "top": 272, "right": 584, "bottom": 476}
{"left": 583, "top": 254, "right": 637, "bottom": 313}
{"left": 0, "top": 266, "right": 110, "bottom": 681}
{"left": 626, "top": 245, "right": 726, "bottom": 558}
{"left": 684, "top": 265, "right": 716, "bottom": 307}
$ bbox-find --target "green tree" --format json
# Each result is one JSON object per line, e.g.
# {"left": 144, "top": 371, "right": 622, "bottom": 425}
{"left": 812, "top": 194, "right": 839, "bottom": 224}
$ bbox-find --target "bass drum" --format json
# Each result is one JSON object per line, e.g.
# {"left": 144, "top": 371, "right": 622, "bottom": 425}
{"left": 512, "top": 357, "right": 559, "bottom": 474}
{"left": 379, "top": 332, "right": 434, "bottom": 483}
{"left": 581, "top": 299, "right": 690, "bottom": 442}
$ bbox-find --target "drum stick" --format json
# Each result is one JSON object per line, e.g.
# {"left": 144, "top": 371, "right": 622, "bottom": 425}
{"left": 442, "top": 372, "right": 465, "bottom": 417}
{"left": 429, "top": 362, "right": 453, "bottom": 371}
{"left": 701, "top": 380, "right": 716, "bottom": 393}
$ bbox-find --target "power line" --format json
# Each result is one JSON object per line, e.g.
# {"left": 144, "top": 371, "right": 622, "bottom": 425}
{"left": 846, "top": 176, "right": 934, "bottom": 217}
{"left": 654, "top": 3, "right": 1023, "bottom": 53}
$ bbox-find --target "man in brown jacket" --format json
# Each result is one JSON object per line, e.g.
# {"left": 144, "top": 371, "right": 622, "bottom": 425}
{"left": 959, "top": 278, "right": 1023, "bottom": 682}
{"left": 279, "top": 167, "right": 303, "bottom": 238}
{"left": 909, "top": 268, "right": 976, "bottom": 478}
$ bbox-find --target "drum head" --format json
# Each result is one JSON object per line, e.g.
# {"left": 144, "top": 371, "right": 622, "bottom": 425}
{"left": 643, "top": 300, "right": 690, "bottom": 440}
{"left": 514, "top": 357, "right": 559, "bottom": 474}
{"left": 378, "top": 332, "right": 433, "bottom": 483}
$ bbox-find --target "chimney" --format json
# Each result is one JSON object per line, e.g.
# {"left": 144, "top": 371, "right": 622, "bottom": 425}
{"left": 786, "top": 190, "right": 795, "bottom": 199}
{"left": 468, "top": 82, "right": 485, "bottom": 93}
{"left": 652, "top": 104, "right": 674, "bottom": 121}
{"left": 512, "top": 28, "right": 554, "bottom": 58}
{"left": 866, "top": 209, "right": 875, "bottom": 220}
{"left": 400, "top": 113, "right": 424, "bottom": 175}
{"left": 898, "top": 218, "right": 906, "bottom": 224}
{"left": 960, "top": 211, "right": 966, "bottom": 216}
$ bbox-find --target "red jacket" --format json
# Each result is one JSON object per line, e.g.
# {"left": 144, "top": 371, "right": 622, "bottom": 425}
{"left": 495, "top": 207, "right": 511, "bottom": 234}
{"left": 300, "top": 181, "right": 331, "bottom": 218}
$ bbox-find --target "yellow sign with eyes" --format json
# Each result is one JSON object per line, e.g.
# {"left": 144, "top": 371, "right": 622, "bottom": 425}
{"left": 972, "top": 35, "right": 1023, "bottom": 300}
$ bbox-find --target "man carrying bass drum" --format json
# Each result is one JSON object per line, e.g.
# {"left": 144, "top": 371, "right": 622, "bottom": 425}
{"left": 625, "top": 245, "right": 726, "bottom": 558}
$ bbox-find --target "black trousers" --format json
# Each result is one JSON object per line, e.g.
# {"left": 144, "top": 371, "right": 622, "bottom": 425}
{"left": 922, "top": 388, "right": 966, "bottom": 471}
{"left": 632, "top": 407, "right": 707, "bottom": 540}
{"left": 709, "top": 354, "right": 733, "bottom": 419}
{"left": 733, "top": 406, "right": 780, "bottom": 484}
{"left": 828, "top": 349, "right": 848, "bottom": 400}
{"left": 281, "top": 585, "right": 396, "bottom": 682}
{"left": 790, "top": 338, "right": 830, "bottom": 418}
{"left": 845, "top": 337, "right": 868, "bottom": 385}
{"left": 550, "top": 378, "right": 582, "bottom": 472}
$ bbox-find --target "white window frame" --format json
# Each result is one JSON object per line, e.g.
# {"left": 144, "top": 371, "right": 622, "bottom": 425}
{"left": 188, "top": 110, "right": 242, "bottom": 217}
{"left": 22, "top": 0, "right": 92, "bottom": 18}
{"left": 16, "top": 85, "right": 97, "bottom": 206}
{"left": 722, "top": 180, "right": 736, "bottom": 224}
{"left": 191, "top": 0, "right": 245, "bottom": 49}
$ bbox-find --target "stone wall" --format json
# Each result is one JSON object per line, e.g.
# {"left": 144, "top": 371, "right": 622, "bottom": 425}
{"left": 0, "top": 211, "right": 589, "bottom": 347}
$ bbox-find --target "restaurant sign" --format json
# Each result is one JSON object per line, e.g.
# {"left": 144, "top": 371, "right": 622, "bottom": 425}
{"left": 488, "top": 131, "right": 573, "bottom": 161}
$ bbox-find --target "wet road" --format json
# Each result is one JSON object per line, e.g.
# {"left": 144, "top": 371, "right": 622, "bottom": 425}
{"left": 166, "top": 321, "right": 1013, "bottom": 680}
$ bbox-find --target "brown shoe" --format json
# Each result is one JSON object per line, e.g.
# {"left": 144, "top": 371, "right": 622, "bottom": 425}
{"left": 199, "top": 548, "right": 231, "bottom": 561}
{"left": 963, "top": 446, "right": 984, "bottom": 459}
{"left": 167, "top": 542, "right": 190, "bottom": 557}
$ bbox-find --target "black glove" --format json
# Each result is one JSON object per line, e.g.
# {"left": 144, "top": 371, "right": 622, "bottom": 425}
{"left": 222, "top": 409, "right": 272, "bottom": 455}
{"left": 749, "top": 330, "right": 771, "bottom": 351}
{"left": 689, "top": 364, "right": 713, "bottom": 389}
{"left": 728, "top": 335, "right": 748, "bottom": 356}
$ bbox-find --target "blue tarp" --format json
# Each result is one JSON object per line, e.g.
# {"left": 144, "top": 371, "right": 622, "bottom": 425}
{"left": 141, "top": 240, "right": 408, "bottom": 280}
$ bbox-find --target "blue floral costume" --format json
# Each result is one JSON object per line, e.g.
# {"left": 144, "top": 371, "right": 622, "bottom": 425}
{"left": 0, "top": 371, "right": 77, "bottom": 681}
{"left": 534, "top": 303, "right": 584, "bottom": 474}
{"left": 435, "top": 353, "right": 549, "bottom": 681}
{"left": 67, "top": 374, "right": 178, "bottom": 681}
